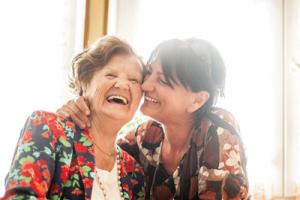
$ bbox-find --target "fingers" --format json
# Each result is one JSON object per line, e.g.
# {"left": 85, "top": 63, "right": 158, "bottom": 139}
{"left": 75, "top": 96, "right": 90, "bottom": 116}
{"left": 73, "top": 97, "right": 91, "bottom": 128}
{"left": 57, "top": 97, "right": 91, "bottom": 129}
{"left": 57, "top": 108, "right": 70, "bottom": 118}
{"left": 123, "top": 129, "right": 136, "bottom": 144}
{"left": 57, "top": 103, "right": 85, "bottom": 129}
{"left": 68, "top": 98, "right": 91, "bottom": 129}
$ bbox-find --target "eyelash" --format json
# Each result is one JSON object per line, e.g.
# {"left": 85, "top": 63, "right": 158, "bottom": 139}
{"left": 129, "top": 79, "right": 140, "bottom": 84}
{"left": 106, "top": 74, "right": 140, "bottom": 84}
{"left": 106, "top": 74, "right": 116, "bottom": 79}
{"left": 145, "top": 68, "right": 169, "bottom": 86}
{"left": 158, "top": 77, "right": 168, "bottom": 85}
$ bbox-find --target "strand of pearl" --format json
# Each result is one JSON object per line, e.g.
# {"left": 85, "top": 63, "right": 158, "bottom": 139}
{"left": 95, "top": 171, "right": 108, "bottom": 199}
{"left": 95, "top": 149, "right": 125, "bottom": 200}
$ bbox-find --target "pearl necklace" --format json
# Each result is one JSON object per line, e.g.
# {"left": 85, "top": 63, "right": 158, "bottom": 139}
{"left": 94, "top": 149, "right": 125, "bottom": 200}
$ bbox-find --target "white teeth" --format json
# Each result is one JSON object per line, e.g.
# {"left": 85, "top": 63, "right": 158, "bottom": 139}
{"left": 107, "top": 95, "right": 128, "bottom": 105}
{"left": 145, "top": 96, "right": 159, "bottom": 103}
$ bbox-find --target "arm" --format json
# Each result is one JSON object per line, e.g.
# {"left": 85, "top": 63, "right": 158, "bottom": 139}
{"left": 3, "top": 111, "right": 73, "bottom": 199}
{"left": 218, "top": 128, "right": 249, "bottom": 199}
{"left": 199, "top": 109, "right": 249, "bottom": 199}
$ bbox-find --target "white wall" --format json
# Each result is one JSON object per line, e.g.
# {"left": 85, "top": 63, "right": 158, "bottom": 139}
{"left": 0, "top": 0, "right": 85, "bottom": 196}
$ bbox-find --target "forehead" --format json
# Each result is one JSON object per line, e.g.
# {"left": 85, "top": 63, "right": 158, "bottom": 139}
{"left": 149, "top": 57, "right": 184, "bottom": 87}
{"left": 104, "top": 54, "right": 143, "bottom": 75}
{"left": 148, "top": 59, "right": 162, "bottom": 72}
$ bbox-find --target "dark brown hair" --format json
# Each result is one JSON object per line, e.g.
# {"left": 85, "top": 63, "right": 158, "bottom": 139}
{"left": 69, "top": 35, "right": 143, "bottom": 95}
{"left": 147, "top": 38, "right": 226, "bottom": 124}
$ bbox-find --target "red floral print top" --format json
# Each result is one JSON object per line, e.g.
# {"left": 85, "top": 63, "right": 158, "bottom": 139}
{"left": 2, "top": 111, "right": 145, "bottom": 200}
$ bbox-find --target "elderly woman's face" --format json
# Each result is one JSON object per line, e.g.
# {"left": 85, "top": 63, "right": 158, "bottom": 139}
{"left": 84, "top": 54, "right": 143, "bottom": 122}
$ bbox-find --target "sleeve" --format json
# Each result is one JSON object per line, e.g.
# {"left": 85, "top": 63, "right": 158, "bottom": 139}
{"left": 118, "top": 128, "right": 141, "bottom": 163}
{"left": 118, "top": 120, "right": 162, "bottom": 165}
{"left": 2, "top": 111, "right": 70, "bottom": 200}
{"left": 199, "top": 109, "right": 249, "bottom": 199}
{"left": 217, "top": 125, "right": 249, "bottom": 199}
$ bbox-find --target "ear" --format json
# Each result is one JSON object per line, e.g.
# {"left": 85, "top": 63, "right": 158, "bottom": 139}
{"left": 81, "top": 81, "right": 88, "bottom": 96}
{"left": 187, "top": 91, "right": 210, "bottom": 113}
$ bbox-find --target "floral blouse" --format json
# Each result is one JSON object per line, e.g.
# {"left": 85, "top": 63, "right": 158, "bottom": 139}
{"left": 2, "top": 111, "right": 145, "bottom": 200}
{"left": 119, "top": 108, "right": 249, "bottom": 200}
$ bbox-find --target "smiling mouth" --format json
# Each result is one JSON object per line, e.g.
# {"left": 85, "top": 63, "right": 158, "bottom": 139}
{"left": 144, "top": 96, "right": 159, "bottom": 103}
{"left": 107, "top": 95, "right": 128, "bottom": 105}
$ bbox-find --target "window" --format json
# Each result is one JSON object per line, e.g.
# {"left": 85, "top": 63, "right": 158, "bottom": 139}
{"left": 0, "top": 0, "right": 85, "bottom": 195}
{"left": 108, "top": 0, "right": 300, "bottom": 198}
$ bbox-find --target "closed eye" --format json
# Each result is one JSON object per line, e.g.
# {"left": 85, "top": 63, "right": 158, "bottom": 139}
{"left": 129, "top": 79, "right": 139, "bottom": 84}
{"left": 106, "top": 74, "right": 117, "bottom": 79}
{"left": 158, "top": 77, "right": 168, "bottom": 85}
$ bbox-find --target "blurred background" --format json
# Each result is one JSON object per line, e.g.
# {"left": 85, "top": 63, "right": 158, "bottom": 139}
{"left": 0, "top": 0, "right": 299, "bottom": 199}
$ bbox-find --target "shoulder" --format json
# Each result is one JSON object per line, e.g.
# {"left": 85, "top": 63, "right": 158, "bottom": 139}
{"left": 119, "top": 146, "right": 143, "bottom": 173}
{"left": 201, "top": 107, "right": 244, "bottom": 148}
{"left": 136, "top": 119, "right": 164, "bottom": 148}
{"left": 27, "top": 110, "right": 56, "bottom": 123}
{"left": 202, "top": 107, "right": 247, "bottom": 170}
{"left": 198, "top": 107, "right": 240, "bottom": 138}
{"left": 210, "top": 107, "right": 240, "bottom": 132}
{"left": 28, "top": 110, "right": 76, "bottom": 131}
{"left": 25, "top": 110, "right": 77, "bottom": 147}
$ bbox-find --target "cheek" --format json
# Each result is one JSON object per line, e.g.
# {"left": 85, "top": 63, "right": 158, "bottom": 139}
{"left": 132, "top": 86, "right": 142, "bottom": 102}
{"left": 87, "top": 87, "right": 105, "bottom": 107}
{"left": 141, "top": 75, "right": 153, "bottom": 90}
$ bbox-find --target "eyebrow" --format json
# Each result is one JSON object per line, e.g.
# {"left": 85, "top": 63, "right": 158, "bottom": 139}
{"left": 148, "top": 65, "right": 163, "bottom": 74}
{"left": 157, "top": 72, "right": 165, "bottom": 77}
{"left": 132, "top": 72, "right": 143, "bottom": 78}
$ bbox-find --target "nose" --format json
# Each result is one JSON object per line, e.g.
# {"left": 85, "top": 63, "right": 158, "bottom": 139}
{"left": 141, "top": 74, "right": 154, "bottom": 92}
{"left": 114, "top": 78, "right": 130, "bottom": 90}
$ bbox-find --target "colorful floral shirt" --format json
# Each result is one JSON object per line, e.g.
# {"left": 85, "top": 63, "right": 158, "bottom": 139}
{"left": 119, "top": 108, "right": 249, "bottom": 200}
{"left": 2, "top": 111, "right": 145, "bottom": 200}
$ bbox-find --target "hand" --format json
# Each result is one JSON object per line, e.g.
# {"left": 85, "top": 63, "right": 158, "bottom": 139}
{"left": 57, "top": 96, "right": 91, "bottom": 129}
{"left": 222, "top": 173, "right": 249, "bottom": 200}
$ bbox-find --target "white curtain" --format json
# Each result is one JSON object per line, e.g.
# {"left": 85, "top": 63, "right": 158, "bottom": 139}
{"left": 285, "top": 0, "right": 300, "bottom": 198}
{"left": 108, "top": 0, "right": 300, "bottom": 198}
{"left": 0, "top": 0, "right": 85, "bottom": 195}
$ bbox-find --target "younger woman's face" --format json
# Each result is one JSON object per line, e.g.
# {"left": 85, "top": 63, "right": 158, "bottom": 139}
{"left": 140, "top": 59, "right": 197, "bottom": 123}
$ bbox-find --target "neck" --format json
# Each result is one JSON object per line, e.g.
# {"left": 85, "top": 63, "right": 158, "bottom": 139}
{"left": 159, "top": 119, "right": 195, "bottom": 174}
{"left": 162, "top": 119, "right": 194, "bottom": 151}
{"left": 89, "top": 114, "right": 125, "bottom": 151}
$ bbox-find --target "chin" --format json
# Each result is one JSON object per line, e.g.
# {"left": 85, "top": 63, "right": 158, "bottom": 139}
{"left": 103, "top": 110, "right": 131, "bottom": 122}
{"left": 140, "top": 106, "right": 149, "bottom": 116}
{"left": 140, "top": 108, "right": 159, "bottom": 120}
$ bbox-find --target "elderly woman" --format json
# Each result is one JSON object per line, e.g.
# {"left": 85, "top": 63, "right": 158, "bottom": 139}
{"left": 58, "top": 38, "right": 249, "bottom": 200}
{"left": 2, "top": 36, "right": 145, "bottom": 200}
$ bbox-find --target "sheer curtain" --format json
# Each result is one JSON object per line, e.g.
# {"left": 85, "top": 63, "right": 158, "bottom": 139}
{"left": 285, "top": 0, "right": 300, "bottom": 198}
{"left": 108, "top": 0, "right": 300, "bottom": 198}
{"left": 0, "top": 0, "right": 85, "bottom": 196}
